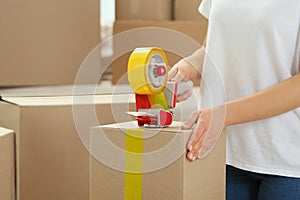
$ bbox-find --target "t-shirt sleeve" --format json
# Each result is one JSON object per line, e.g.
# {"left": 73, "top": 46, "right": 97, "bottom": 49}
{"left": 198, "top": 0, "right": 211, "bottom": 19}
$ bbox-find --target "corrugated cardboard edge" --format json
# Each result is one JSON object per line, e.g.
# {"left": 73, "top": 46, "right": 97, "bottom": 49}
{"left": 0, "top": 102, "right": 20, "bottom": 200}
{"left": 0, "top": 82, "right": 133, "bottom": 98}
{"left": 0, "top": 127, "right": 15, "bottom": 200}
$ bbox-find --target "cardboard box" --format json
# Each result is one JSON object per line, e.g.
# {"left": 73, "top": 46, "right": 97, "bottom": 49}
{"left": 0, "top": 0, "right": 100, "bottom": 86}
{"left": 174, "top": 0, "right": 205, "bottom": 21}
{"left": 90, "top": 121, "right": 226, "bottom": 200}
{"left": 0, "top": 82, "right": 132, "bottom": 97}
{"left": 0, "top": 128, "right": 15, "bottom": 200}
{"left": 0, "top": 92, "right": 135, "bottom": 200}
{"left": 116, "top": 0, "right": 172, "bottom": 20}
{"left": 111, "top": 20, "right": 208, "bottom": 85}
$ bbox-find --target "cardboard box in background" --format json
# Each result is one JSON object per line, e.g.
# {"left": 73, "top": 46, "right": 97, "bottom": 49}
{"left": 90, "top": 122, "right": 226, "bottom": 200}
{"left": 174, "top": 0, "right": 204, "bottom": 21}
{"left": 0, "top": 128, "right": 15, "bottom": 200}
{"left": 0, "top": 91, "right": 135, "bottom": 200}
{"left": 111, "top": 20, "right": 208, "bottom": 85}
{"left": 115, "top": 0, "right": 172, "bottom": 20}
{"left": 0, "top": 0, "right": 100, "bottom": 87}
{"left": 0, "top": 82, "right": 133, "bottom": 97}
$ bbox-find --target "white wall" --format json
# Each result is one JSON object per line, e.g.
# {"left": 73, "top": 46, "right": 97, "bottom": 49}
{"left": 101, "top": 0, "right": 115, "bottom": 22}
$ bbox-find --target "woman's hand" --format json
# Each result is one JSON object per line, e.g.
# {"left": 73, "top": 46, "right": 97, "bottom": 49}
{"left": 182, "top": 105, "right": 226, "bottom": 161}
{"left": 168, "top": 47, "right": 205, "bottom": 102}
{"left": 182, "top": 73, "right": 300, "bottom": 161}
{"left": 168, "top": 59, "right": 201, "bottom": 83}
{"left": 168, "top": 59, "right": 201, "bottom": 102}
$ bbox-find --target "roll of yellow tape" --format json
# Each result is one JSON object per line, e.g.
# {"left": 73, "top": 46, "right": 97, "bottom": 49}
{"left": 128, "top": 47, "right": 168, "bottom": 94}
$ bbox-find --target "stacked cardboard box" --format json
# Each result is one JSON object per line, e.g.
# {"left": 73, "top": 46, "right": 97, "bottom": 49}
{"left": 0, "top": 85, "right": 135, "bottom": 200}
{"left": 0, "top": 0, "right": 100, "bottom": 86}
{"left": 90, "top": 122, "right": 226, "bottom": 199}
{"left": 116, "top": 0, "right": 173, "bottom": 20}
{"left": 0, "top": 0, "right": 102, "bottom": 198}
{"left": 111, "top": 0, "right": 207, "bottom": 85}
{"left": 111, "top": 20, "right": 207, "bottom": 85}
{"left": 174, "top": 0, "right": 204, "bottom": 20}
{"left": 0, "top": 128, "right": 15, "bottom": 200}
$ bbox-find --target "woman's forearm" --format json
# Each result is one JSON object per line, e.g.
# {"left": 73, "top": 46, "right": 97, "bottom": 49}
{"left": 184, "top": 35, "right": 207, "bottom": 76}
{"left": 225, "top": 73, "right": 300, "bottom": 126}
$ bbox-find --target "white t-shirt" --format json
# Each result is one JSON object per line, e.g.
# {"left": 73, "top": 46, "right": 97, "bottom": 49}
{"left": 199, "top": 0, "right": 300, "bottom": 177}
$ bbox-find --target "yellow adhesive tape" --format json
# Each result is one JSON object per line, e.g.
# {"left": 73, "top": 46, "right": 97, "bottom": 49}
{"left": 125, "top": 129, "right": 144, "bottom": 200}
{"left": 128, "top": 47, "right": 168, "bottom": 95}
{"left": 148, "top": 92, "right": 168, "bottom": 110}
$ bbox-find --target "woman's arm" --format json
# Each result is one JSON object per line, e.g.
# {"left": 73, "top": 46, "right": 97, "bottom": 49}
{"left": 225, "top": 73, "right": 300, "bottom": 126}
{"left": 168, "top": 34, "right": 207, "bottom": 83}
{"left": 185, "top": 73, "right": 300, "bottom": 161}
{"left": 167, "top": 35, "right": 207, "bottom": 101}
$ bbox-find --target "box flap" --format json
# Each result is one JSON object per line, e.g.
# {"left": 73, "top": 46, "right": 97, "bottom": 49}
{"left": 0, "top": 128, "right": 14, "bottom": 137}
{"left": 0, "top": 81, "right": 133, "bottom": 98}
{"left": 97, "top": 121, "right": 190, "bottom": 133}
{"left": 0, "top": 127, "right": 15, "bottom": 200}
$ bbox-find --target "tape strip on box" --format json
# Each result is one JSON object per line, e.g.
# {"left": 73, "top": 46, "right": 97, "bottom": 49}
{"left": 125, "top": 129, "right": 144, "bottom": 200}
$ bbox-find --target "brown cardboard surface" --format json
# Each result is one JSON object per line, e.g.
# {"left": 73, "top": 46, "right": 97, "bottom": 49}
{"left": 0, "top": 94, "right": 135, "bottom": 200}
{"left": 0, "top": 0, "right": 100, "bottom": 86}
{"left": 111, "top": 20, "right": 207, "bottom": 85}
{"left": 90, "top": 121, "right": 226, "bottom": 200}
{"left": 174, "top": 0, "right": 205, "bottom": 21}
{"left": 0, "top": 128, "right": 15, "bottom": 200}
{"left": 115, "top": 0, "right": 172, "bottom": 20}
{"left": 0, "top": 82, "right": 133, "bottom": 98}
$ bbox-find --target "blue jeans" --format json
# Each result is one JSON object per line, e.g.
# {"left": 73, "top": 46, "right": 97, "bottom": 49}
{"left": 226, "top": 165, "right": 300, "bottom": 200}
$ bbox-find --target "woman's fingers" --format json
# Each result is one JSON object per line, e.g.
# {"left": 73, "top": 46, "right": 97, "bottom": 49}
{"left": 176, "top": 89, "right": 192, "bottom": 102}
{"left": 184, "top": 107, "right": 225, "bottom": 162}
{"left": 168, "top": 67, "right": 178, "bottom": 81}
{"left": 186, "top": 151, "right": 197, "bottom": 161}
{"left": 186, "top": 123, "right": 206, "bottom": 161}
{"left": 182, "top": 111, "right": 200, "bottom": 153}
{"left": 187, "top": 115, "right": 206, "bottom": 159}
{"left": 168, "top": 59, "right": 191, "bottom": 82}
{"left": 168, "top": 60, "right": 194, "bottom": 101}
{"left": 183, "top": 108, "right": 213, "bottom": 162}
{"left": 184, "top": 111, "right": 204, "bottom": 153}
{"left": 172, "top": 70, "right": 186, "bottom": 82}
{"left": 191, "top": 126, "right": 207, "bottom": 159}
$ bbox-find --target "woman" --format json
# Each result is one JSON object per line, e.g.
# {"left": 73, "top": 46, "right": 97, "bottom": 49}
{"left": 168, "top": 0, "right": 300, "bottom": 199}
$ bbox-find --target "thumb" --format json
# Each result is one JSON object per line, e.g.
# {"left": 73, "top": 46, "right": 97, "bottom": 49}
{"left": 168, "top": 66, "right": 178, "bottom": 81}
{"left": 172, "top": 70, "right": 185, "bottom": 83}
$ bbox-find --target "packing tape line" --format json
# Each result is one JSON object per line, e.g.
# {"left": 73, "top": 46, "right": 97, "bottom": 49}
{"left": 125, "top": 129, "right": 144, "bottom": 200}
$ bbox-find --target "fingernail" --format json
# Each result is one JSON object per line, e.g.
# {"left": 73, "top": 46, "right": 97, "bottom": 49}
{"left": 189, "top": 153, "right": 193, "bottom": 160}
{"left": 188, "top": 145, "right": 192, "bottom": 151}
{"left": 192, "top": 156, "right": 196, "bottom": 161}
{"left": 198, "top": 155, "right": 201, "bottom": 159}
